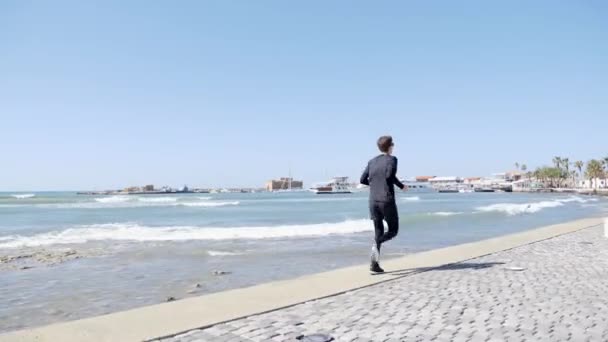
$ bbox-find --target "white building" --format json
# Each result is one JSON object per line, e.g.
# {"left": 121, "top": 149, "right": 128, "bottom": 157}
{"left": 428, "top": 176, "right": 463, "bottom": 189}
{"left": 578, "top": 178, "right": 607, "bottom": 189}
{"left": 428, "top": 176, "right": 462, "bottom": 184}
{"left": 512, "top": 179, "right": 545, "bottom": 191}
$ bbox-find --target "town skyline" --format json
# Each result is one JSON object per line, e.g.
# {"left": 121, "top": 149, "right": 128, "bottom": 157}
{"left": 4, "top": 154, "right": 607, "bottom": 192}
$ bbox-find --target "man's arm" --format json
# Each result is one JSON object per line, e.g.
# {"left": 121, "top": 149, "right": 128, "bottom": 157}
{"left": 360, "top": 163, "right": 370, "bottom": 186}
{"left": 388, "top": 157, "right": 405, "bottom": 190}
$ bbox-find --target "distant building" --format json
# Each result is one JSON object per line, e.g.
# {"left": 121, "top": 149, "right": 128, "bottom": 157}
{"left": 463, "top": 177, "right": 482, "bottom": 184}
{"left": 428, "top": 176, "right": 462, "bottom": 185}
{"left": 266, "top": 177, "right": 304, "bottom": 191}
{"left": 415, "top": 176, "right": 435, "bottom": 182}
{"left": 428, "top": 176, "right": 463, "bottom": 190}
{"left": 504, "top": 171, "right": 523, "bottom": 182}
{"left": 512, "top": 179, "right": 544, "bottom": 191}
{"left": 143, "top": 184, "right": 154, "bottom": 191}
{"left": 578, "top": 178, "right": 607, "bottom": 189}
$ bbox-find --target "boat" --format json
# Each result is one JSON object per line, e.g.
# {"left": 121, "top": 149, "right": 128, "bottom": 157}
{"left": 310, "top": 177, "right": 352, "bottom": 194}
{"left": 474, "top": 187, "right": 495, "bottom": 193}
{"left": 438, "top": 188, "right": 459, "bottom": 193}
{"left": 457, "top": 184, "right": 474, "bottom": 193}
{"left": 458, "top": 189, "right": 474, "bottom": 193}
{"left": 402, "top": 180, "right": 435, "bottom": 193}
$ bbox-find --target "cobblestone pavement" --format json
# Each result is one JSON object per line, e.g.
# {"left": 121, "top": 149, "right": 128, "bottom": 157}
{"left": 158, "top": 225, "right": 608, "bottom": 342}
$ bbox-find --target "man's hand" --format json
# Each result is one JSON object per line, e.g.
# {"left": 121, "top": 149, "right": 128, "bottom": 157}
{"left": 402, "top": 185, "right": 408, "bottom": 191}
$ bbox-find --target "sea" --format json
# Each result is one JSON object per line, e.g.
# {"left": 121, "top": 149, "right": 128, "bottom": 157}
{"left": 0, "top": 191, "right": 607, "bottom": 332}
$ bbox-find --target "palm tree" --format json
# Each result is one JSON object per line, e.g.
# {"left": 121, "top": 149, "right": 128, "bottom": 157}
{"left": 603, "top": 157, "right": 608, "bottom": 188}
{"left": 562, "top": 158, "right": 570, "bottom": 187}
{"left": 585, "top": 159, "right": 604, "bottom": 190}
{"left": 571, "top": 169, "right": 577, "bottom": 188}
{"left": 552, "top": 157, "right": 562, "bottom": 187}
{"left": 514, "top": 162, "right": 520, "bottom": 171}
{"left": 562, "top": 158, "right": 569, "bottom": 173}
{"left": 520, "top": 164, "right": 527, "bottom": 182}
{"left": 533, "top": 168, "right": 542, "bottom": 183}
{"left": 574, "top": 160, "right": 584, "bottom": 189}
{"left": 552, "top": 156, "right": 562, "bottom": 169}
{"left": 575, "top": 161, "right": 584, "bottom": 175}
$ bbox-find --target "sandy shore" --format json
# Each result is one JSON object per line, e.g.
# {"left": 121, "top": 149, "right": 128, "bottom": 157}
{"left": 0, "top": 217, "right": 603, "bottom": 342}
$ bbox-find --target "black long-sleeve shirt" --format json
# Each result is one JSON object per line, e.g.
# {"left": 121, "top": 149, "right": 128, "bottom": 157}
{"left": 360, "top": 154, "right": 404, "bottom": 203}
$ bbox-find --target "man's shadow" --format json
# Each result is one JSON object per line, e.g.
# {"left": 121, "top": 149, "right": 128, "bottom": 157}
{"left": 375, "top": 262, "right": 505, "bottom": 276}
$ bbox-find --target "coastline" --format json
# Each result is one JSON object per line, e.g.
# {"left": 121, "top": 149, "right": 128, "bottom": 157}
{"left": 1, "top": 217, "right": 602, "bottom": 342}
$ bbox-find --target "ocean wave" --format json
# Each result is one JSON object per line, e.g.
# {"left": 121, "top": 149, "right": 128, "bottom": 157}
{"left": 207, "top": 250, "right": 243, "bottom": 256}
{"left": 95, "top": 196, "right": 180, "bottom": 204}
{"left": 431, "top": 211, "right": 463, "bottom": 216}
{"left": 34, "top": 199, "right": 239, "bottom": 209}
{"left": 475, "top": 196, "right": 593, "bottom": 215}
{"left": 94, "top": 196, "right": 131, "bottom": 203}
{"left": 402, "top": 196, "right": 421, "bottom": 202}
{"left": 248, "top": 197, "right": 362, "bottom": 204}
{"left": 0, "top": 204, "right": 27, "bottom": 208}
{"left": 0, "top": 220, "right": 372, "bottom": 248}
{"left": 179, "top": 201, "right": 240, "bottom": 207}
{"left": 198, "top": 197, "right": 213, "bottom": 200}
{"left": 559, "top": 196, "right": 598, "bottom": 203}
{"left": 137, "top": 197, "right": 178, "bottom": 203}
{"left": 11, "top": 194, "right": 36, "bottom": 199}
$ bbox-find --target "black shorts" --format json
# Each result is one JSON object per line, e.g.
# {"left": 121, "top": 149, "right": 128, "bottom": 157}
{"left": 369, "top": 200, "right": 399, "bottom": 222}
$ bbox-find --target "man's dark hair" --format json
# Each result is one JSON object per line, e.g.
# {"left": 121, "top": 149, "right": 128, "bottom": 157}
{"left": 377, "top": 135, "right": 394, "bottom": 153}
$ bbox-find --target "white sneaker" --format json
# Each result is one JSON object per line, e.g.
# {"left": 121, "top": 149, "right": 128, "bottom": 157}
{"left": 371, "top": 244, "right": 380, "bottom": 263}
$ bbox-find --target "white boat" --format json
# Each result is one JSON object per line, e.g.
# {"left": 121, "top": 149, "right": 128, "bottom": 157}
{"left": 457, "top": 184, "right": 474, "bottom": 193}
{"left": 310, "top": 177, "right": 352, "bottom": 194}
{"left": 402, "top": 180, "right": 435, "bottom": 193}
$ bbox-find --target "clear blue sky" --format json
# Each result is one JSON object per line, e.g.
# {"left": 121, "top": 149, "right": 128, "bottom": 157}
{"left": 1, "top": 1, "right": 607, "bottom": 190}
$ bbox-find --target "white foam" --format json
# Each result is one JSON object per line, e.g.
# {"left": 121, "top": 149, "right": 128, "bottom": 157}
{"left": 559, "top": 196, "right": 598, "bottom": 203}
{"left": 198, "top": 197, "right": 213, "bottom": 200}
{"left": 36, "top": 199, "right": 239, "bottom": 209}
{"left": 475, "top": 196, "right": 592, "bottom": 215}
{"left": 180, "top": 201, "right": 240, "bottom": 207}
{"left": 207, "top": 250, "right": 243, "bottom": 256}
{"left": 11, "top": 194, "right": 35, "bottom": 199}
{"left": 137, "top": 197, "right": 178, "bottom": 203}
{"left": 402, "top": 196, "right": 420, "bottom": 202}
{"left": 476, "top": 201, "right": 563, "bottom": 215}
{"left": 94, "top": 196, "right": 131, "bottom": 203}
{"left": 250, "top": 197, "right": 361, "bottom": 203}
{"left": 0, "top": 220, "right": 372, "bottom": 248}
{"left": 431, "top": 211, "right": 463, "bottom": 216}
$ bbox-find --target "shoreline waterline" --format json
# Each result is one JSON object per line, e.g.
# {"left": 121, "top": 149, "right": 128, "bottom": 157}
{"left": 1, "top": 217, "right": 602, "bottom": 342}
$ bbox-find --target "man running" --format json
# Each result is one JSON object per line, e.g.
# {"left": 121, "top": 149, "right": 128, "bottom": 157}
{"left": 360, "top": 135, "right": 406, "bottom": 274}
